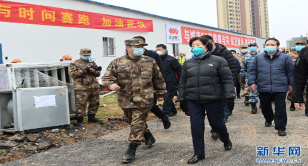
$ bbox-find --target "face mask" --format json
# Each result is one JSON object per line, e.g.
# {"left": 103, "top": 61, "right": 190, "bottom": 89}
{"left": 249, "top": 47, "right": 257, "bottom": 52}
{"left": 132, "top": 48, "right": 144, "bottom": 56}
{"left": 66, "top": 60, "right": 71, "bottom": 61}
{"left": 82, "top": 56, "right": 91, "bottom": 60}
{"left": 192, "top": 47, "right": 205, "bottom": 56}
{"left": 295, "top": 45, "right": 305, "bottom": 51}
{"left": 241, "top": 49, "right": 248, "bottom": 53}
{"left": 157, "top": 51, "right": 164, "bottom": 55}
{"left": 264, "top": 46, "right": 277, "bottom": 53}
{"left": 181, "top": 54, "right": 183, "bottom": 57}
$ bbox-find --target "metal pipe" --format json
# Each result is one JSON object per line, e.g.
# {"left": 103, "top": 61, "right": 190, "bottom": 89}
{"left": 24, "top": 69, "right": 31, "bottom": 88}
{"left": 32, "top": 69, "right": 39, "bottom": 88}
{"left": 43, "top": 68, "right": 50, "bottom": 87}
{"left": 51, "top": 69, "right": 58, "bottom": 86}
{"left": 60, "top": 68, "right": 66, "bottom": 86}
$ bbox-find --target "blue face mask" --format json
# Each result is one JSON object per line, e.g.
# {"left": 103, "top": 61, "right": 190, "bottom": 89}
{"left": 192, "top": 47, "right": 205, "bottom": 56}
{"left": 295, "top": 45, "right": 305, "bottom": 51}
{"left": 132, "top": 48, "right": 144, "bottom": 56}
{"left": 249, "top": 47, "right": 257, "bottom": 52}
{"left": 241, "top": 49, "right": 248, "bottom": 54}
{"left": 82, "top": 56, "right": 91, "bottom": 60}
{"left": 181, "top": 54, "right": 183, "bottom": 57}
{"left": 264, "top": 46, "right": 277, "bottom": 53}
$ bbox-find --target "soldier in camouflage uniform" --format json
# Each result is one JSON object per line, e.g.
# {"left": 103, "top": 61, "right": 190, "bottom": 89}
{"left": 102, "top": 39, "right": 166, "bottom": 163}
{"left": 68, "top": 48, "right": 103, "bottom": 126}
{"left": 236, "top": 44, "right": 249, "bottom": 98}
{"left": 240, "top": 43, "right": 259, "bottom": 114}
{"left": 287, "top": 40, "right": 307, "bottom": 111}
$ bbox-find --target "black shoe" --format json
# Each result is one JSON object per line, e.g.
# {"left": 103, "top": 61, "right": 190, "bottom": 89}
{"left": 144, "top": 130, "right": 156, "bottom": 148}
{"left": 122, "top": 142, "right": 139, "bottom": 163}
{"left": 224, "top": 139, "right": 232, "bottom": 150}
{"left": 290, "top": 102, "right": 296, "bottom": 111}
{"left": 211, "top": 131, "right": 219, "bottom": 139}
{"left": 224, "top": 119, "right": 228, "bottom": 123}
{"left": 305, "top": 109, "right": 308, "bottom": 117}
{"left": 187, "top": 154, "right": 205, "bottom": 164}
{"left": 161, "top": 115, "right": 171, "bottom": 129}
{"left": 251, "top": 103, "right": 257, "bottom": 114}
{"left": 88, "top": 114, "right": 104, "bottom": 123}
{"left": 168, "top": 111, "right": 177, "bottom": 117}
{"left": 244, "top": 96, "right": 250, "bottom": 106}
{"left": 76, "top": 117, "right": 84, "bottom": 127}
{"left": 278, "top": 130, "right": 287, "bottom": 136}
{"left": 237, "top": 95, "right": 241, "bottom": 99}
{"left": 265, "top": 121, "right": 272, "bottom": 127}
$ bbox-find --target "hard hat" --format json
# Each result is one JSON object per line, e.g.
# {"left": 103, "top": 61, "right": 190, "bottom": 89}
{"left": 11, "top": 59, "right": 22, "bottom": 63}
{"left": 180, "top": 52, "right": 186, "bottom": 56}
{"left": 62, "top": 54, "right": 72, "bottom": 60}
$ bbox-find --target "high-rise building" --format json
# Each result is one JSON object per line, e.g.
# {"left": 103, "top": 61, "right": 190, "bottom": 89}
{"left": 216, "top": 0, "right": 270, "bottom": 38}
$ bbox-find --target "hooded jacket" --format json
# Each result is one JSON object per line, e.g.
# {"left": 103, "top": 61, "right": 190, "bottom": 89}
{"left": 212, "top": 43, "right": 238, "bottom": 86}
{"left": 179, "top": 52, "right": 236, "bottom": 102}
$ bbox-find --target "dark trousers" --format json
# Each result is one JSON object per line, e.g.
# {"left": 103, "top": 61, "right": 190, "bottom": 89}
{"left": 188, "top": 100, "right": 229, "bottom": 155}
{"left": 259, "top": 92, "right": 287, "bottom": 131}
{"left": 162, "top": 84, "right": 177, "bottom": 114}
{"left": 236, "top": 81, "right": 241, "bottom": 96}
{"left": 150, "top": 93, "right": 167, "bottom": 119}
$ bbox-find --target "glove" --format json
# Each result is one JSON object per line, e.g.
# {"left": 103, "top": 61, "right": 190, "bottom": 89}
{"left": 180, "top": 101, "right": 190, "bottom": 116}
{"left": 241, "top": 77, "right": 246, "bottom": 85}
{"left": 85, "top": 66, "right": 91, "bottom": 73}
{"left": 225, "top": 98, "right": 235, "bottom": 111}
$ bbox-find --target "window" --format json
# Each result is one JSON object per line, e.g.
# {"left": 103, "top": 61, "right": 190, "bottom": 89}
{"left": 103, "top": 37, "right": 116, "bottom": 57}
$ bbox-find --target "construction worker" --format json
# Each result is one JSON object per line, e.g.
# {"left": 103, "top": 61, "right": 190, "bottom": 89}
{"left": 62, "top": 54, "right": 72, "bottom": 61}
{"left": 11, "top": 59, "right": 22, "bottom": 63}
{"left": 178, "top": 52, "right": 186, "bottom": 65}
{"left": 287, "top": 39, "right": 307, "bottom": 112}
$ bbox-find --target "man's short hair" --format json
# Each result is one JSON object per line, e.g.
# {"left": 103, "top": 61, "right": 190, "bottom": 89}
{"left": 230, "top": 50, "right": 236, "bottom": 53}
{"left": 133, "top": 36, "right": 146, "bottom": 43}
{"left": 156, "top": 44, "right": 167, "bottom": 50}
{"left": 265, "top": 38, "right": 280, "bottom": 46}
{"left": 201, "top": 35, "right": 214, "bottom": 41}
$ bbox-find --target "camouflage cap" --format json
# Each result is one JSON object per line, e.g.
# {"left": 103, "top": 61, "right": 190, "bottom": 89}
{"left": 80, "top": 48, "right": 92, "bottom": 56}
{"left": 295, "top": 40, "right": 307, "bottom": 45}
{"left": 125, "top": 39, "right": 148, "bottom": 46}
{"left": 239, "top": 44, "right": 248, "bottom": 48}
{"left": 248, "top": 42, "right": 258, "bottom": 46}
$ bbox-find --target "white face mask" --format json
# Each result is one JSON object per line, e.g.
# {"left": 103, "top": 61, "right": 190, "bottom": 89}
{"left": 157, "top": 51, "right": 164, "bottom": 55}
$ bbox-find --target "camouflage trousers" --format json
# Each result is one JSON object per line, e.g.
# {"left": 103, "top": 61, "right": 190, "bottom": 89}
{"left": 122, "top": 107, "right": 151, "bottom": 144}
{"left": 287, "top": 87, "right": 306, "bottom": 104}
{"left": 239, "top": 75, "right": 246, "bottom": 91}
{"left": 245, "top": 81, "right": 259, "bottom": 103}
{"left": 75, "top": 89, "right": 100, "bottom": 118}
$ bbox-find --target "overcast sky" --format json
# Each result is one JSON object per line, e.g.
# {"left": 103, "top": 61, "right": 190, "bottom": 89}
{"left": 96, "top": 0, "right": 308, "bottom": 47}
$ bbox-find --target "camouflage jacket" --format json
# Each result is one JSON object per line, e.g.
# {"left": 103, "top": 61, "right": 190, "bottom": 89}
{"left": 68, "top": 58, "right": 101, "bottom": 90}
{"left": 287, "top": 51, "right": 299, "bottom": 63}
{"left": 240, "top": 52, "right": 258, "bottom": 79}
{"left": 102, "top": 55, "right": 167, "bottom": 108}
{"left": 234, "top": 53, "right": 246, "bottom": 64}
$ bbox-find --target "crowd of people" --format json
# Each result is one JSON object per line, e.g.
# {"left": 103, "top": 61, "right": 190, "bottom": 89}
{"left": 64, "top": 35, "right": 308, "bottom": 164}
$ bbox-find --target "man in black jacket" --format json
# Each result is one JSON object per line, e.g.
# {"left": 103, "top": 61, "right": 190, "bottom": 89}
{"left": 293, "top": 46, "right": 308, "bottom": 116}
{"left": 156, "top": 44, "right": 182, "bottom": 117}
{"left": 202, "top": 35, "right": 236, "bottom": 139}
{"left": 133, "top": 36, "right": 171, "bottom": 130}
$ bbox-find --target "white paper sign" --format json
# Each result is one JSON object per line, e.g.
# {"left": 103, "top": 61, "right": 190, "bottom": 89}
{"left": 166, "top": 24, "right": 182, "bottom": 44}
{"left": 34, "top": 95, "right": 56, "bottom": 108}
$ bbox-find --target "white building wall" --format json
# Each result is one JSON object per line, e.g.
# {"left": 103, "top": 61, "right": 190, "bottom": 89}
{"left": 0, "top": 0, "right": 266, "bottom": 73}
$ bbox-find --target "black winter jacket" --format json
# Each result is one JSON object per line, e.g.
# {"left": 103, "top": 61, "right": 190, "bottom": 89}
{"left": 179, "top": 52, "right": 236, "bottom": 102}
{"left": 160, "top": 54, "right": 182, "bottom": 85}
{"left": 143, "top": 49, "right": 164, "bottom": 75}
{"left": 212, "top": 43, "right": 238, "bottom": 85}
{"left": 293, "top": 46, "right": 308, "bottom": 103}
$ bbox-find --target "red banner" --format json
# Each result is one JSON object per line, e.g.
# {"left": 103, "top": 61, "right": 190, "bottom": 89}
{"left": 0, "top": 0, "right": 153, "bottom": 32}
{"left": 181, "top": 26, "right": 256, "bottom": 48}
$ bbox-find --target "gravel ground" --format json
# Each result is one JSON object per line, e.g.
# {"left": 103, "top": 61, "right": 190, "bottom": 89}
{"left": 5, "top": 98, "right": 308, "bottom": 166}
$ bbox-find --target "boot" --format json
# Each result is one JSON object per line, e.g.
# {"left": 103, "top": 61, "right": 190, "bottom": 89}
{"left": 144, "top": 130, "right": 156, "bottom": 148}
{"left": 289, "top": 102, "right": 296, "bottom": 111}
{"left": 237, "top": 94, "right": 241, "bottom": 99}
{"left": 161, "top": 115, "right": 171, "bottom": 129}
{"left": 122, "top": 142, "right": 139, "bottom": 163}
{"left": 210, "top": 129, "right": 219, "bottom": 139}
{"left": 88, "top": 114, "right": 104, "bottom": 123}
{"left": 251, "top": 103, "right": 257, "bottom": 114}
{"left": 305, "top": 108, "right": 308, "bottom": 117}
{"left": 76, "top": 117, "right": 84, "bottom": 127}
{"left": 244, "top": 96, "right": 250, "bottom": 106}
